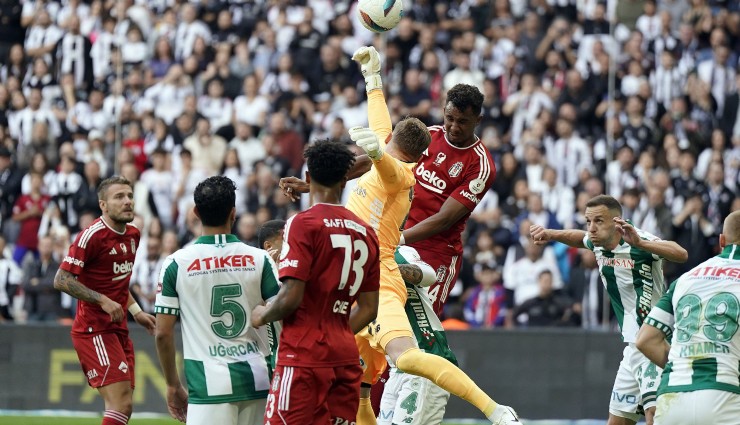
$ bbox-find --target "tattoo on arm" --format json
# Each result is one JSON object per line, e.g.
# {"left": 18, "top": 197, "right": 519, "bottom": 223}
{"left": 54, "top": 269, "right": 102, "bottom": 304}
{"left": 399, "top": 264, "right": 423, "bottom": 286}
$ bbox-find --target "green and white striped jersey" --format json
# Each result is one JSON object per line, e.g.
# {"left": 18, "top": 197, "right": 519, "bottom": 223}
{"left": 583, "top": 225, "right": 666, "bottom": 343}
{"left": 645, "top": 244, "right": 740, "bottom": 395}
{"left": 154, "top": 234, "right": 281, "bottom": 404}
{"left": 395, "top": 247, "right": 457, "bottom": 365}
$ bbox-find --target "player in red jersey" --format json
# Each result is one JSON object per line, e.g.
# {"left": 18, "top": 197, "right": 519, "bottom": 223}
{"left": 54, "top": 176, "right": 156, "bottom": 425}
{"left": 251, "top": 140, "right": 380, "bottom": 425}
{"left": 399, "top": 83, "right": 495, "bottom": 315}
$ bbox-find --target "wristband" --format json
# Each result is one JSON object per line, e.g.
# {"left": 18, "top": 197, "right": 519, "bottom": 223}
{"left": 364, "top": 75, "right": 383, "bottom": 93}
{"left": 399, "top": 233, "right": 406, "bottom": 246}
{"left": 128, "top": 303, "right": 142, "bottom": 316}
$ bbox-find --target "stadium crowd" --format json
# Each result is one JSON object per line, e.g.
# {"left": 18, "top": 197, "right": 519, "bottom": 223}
{"left": 0, "top": 0, "right": 738, "bottom": 330}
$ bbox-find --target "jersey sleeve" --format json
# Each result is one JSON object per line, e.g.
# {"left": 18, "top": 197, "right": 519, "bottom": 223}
{"left": 635, "top": 226, "right": 662, "bottom": 260}
{"left": 449, "top": 148, "right": 495, "bottom": 211}
{"left": 60, "top": 227, "right": 99, "bottom": 275}
{"left": 644, "top": 279, "right": 677, "bottom": 339}
{"left": 367, "top": 90, "right": 392, "bottom": 149}
{"left": 260, "top": 254, "right": 281, "bottom": 301}
{"left": 360, "top": 231, "right": 380, "bottom": 293}
{"left": 278, "top": 215, "right": 313, "bottom": 282}
{"left": 583, "top": 234, "right": 595, "bottom": 251}
{"left": 154, "top": 256, "right": 180, "bottom": 316}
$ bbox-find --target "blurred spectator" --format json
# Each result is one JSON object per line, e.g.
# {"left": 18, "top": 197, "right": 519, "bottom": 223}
{"left": 130, "top": 235, "right": 163, "bottom": 314}
{"left": 504, "top": 241, "right": 563, "bottom": 314}
{"left": 463, "top": 262, "right": 506, "bottom": 329}
{"left": 183, "top": 117, "right": 227, "bottom": 175}
{"left": 11, "top": 172, "right": 50, "bottom": 264}
{"left": 568, "top": 250, "right": 608, "bottom": 329}
{"left": 512, "top": 270, "right": 575, "bottom": 327}
{"left": 0, "top": 235, "right": 22, "bottom": 322}
{"left": 21, "top": 235, "right": 62, "bottom": 321}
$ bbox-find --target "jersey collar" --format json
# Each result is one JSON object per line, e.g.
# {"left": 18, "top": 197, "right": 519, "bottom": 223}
{"left": 718, "top": 244, "right": 740, "bottom": 260}
{"left": 194, "top": 234, "right": 241, "bottom": 245}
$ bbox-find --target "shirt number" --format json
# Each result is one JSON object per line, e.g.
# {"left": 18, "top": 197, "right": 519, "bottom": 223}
{"left": 330, "top": 234, "right": 369, "bottom": 296}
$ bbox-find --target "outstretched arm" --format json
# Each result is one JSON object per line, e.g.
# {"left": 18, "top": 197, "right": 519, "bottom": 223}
{"left": 530, "top": 225, "right": 587, "bottom": 249}
{"left": 615, "top": 218, "right": 688, "bottom": 263}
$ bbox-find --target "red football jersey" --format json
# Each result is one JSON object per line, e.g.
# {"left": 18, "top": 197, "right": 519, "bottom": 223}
{"left": 61, "top": 217, "right": 141, "bottom": 335}
{"left": 277, "top": 203, "right": 380, "bottom": 367}
{"left": 12, "top": 194, "right": 51, "bottom": 249}
{"left": 406, "top": 125, "right": 496, "bottom": 255}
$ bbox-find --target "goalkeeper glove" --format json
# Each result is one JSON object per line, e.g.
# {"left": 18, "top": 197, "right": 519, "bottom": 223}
{"left": 352, "top": 46, "right": 383, "bottom": 93}
{"left": 349, "top": 127, "right": 384, "bottom": 161}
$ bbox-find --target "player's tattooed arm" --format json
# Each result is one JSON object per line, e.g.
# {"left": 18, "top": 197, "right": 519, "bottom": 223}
{"left": 53, "top": 269, "right": 102, "bottom": 304}
{"left": 399, "top": 264, "right": 424, "bottom": 286}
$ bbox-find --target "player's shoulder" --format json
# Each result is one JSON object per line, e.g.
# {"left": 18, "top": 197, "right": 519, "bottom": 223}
{"left": 75, "top": 217, "right": 107, "bottom": 247}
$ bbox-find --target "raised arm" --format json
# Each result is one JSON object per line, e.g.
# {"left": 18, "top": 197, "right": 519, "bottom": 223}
{"left": 615, "top": 218, "right": 689, "bottom": 263}
{"left": 530, "top": 225, "right": 587, "bottom": 249}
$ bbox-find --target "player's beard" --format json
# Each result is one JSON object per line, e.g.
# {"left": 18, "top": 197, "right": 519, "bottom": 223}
{"left": 110, "top": 209, "right": 135, "bottom": 224}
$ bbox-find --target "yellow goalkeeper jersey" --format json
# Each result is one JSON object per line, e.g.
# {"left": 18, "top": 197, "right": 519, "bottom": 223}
{"left": 345, "top": 90, "right": 416, "bottom": 267}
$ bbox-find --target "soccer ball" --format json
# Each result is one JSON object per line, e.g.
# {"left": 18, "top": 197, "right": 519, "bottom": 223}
{"left": 357, "top": 0, "right": 404, "bottom": 33}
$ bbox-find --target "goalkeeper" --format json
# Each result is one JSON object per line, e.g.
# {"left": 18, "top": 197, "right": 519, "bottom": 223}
{"left": 345, "top": 47, "right": 521, "bottom": 425}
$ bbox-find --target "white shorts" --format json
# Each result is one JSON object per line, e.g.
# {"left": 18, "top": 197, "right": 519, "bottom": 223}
{"left": 378, "top": 367, "right": 450, "bottom": 425}
{"left": 654, "top": 390, "right": 740, "bottom": 425}
{"left": 187, "top": 398, "right": 266, "bottom": 425}
{"left": 609, "top": 344, "right": 662, "bottom": 421}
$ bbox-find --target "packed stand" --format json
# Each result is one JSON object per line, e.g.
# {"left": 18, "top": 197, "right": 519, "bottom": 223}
{"left": 0, "top": 0, "right": 738, "bottom": 330}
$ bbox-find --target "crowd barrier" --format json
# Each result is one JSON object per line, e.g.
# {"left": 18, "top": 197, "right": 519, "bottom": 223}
{"left": 0, "top": 325, "right": 626, "bottom": 420}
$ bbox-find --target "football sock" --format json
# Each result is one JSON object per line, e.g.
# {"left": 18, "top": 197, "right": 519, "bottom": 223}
{"left": 356, "top": 397, "right": 377, "bottom": 425}
{"left": 102, "top": 410, "right": 129, "bottom": 425}
{"left": 395, "top": 347, "right": 498, "bottom": 417}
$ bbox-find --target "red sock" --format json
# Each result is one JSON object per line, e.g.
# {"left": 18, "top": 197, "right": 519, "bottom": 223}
{"left": 102, "top": 410, "right": 129, "bottom": 425}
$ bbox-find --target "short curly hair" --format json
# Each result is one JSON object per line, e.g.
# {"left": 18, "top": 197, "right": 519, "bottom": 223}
{"left": 304, "top": 139, "right": 356, "bottom": 187}
{"left": 446, "top": 84, "right": 484, "bottom": 116}
{"left": 194, "top": 176, "right": 237, "bottom": 227}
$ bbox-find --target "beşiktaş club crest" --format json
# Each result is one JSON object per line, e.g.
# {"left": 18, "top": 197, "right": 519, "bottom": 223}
{"left": 448, "top": 162, "right": 463, "bottom": 177}
{"left": 435, "top": 265, "right": 447, "bottom": 282}
{"left": 433, "top": 152, "right": 446, "bottom": 166}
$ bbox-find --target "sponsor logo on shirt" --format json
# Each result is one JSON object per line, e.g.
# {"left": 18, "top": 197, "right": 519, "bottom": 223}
{"left": 109, "top": 247, "right": 117, "bottom": 255}
{"left": 416, "top": 162, "right": 447, "bottom": 191}
{"left": 459, "top": 190, "right": 480, "bottom": 205}
{"left": 279, "top": 259, "right": 298, "bottom": 269}
{"left": 113, "top": 261, "right": 133, "bottom": 279}
{"left": 64, "top": 256, "right": 84, "bottom": 268}
{"left": 186, "top": 255, "right": 255, "bottom": 271}
{"left": 596, "top": 258, "right": 635, "bottom": 269}
{"left": 687, "top": 266, "right": 740, "bottom": 279}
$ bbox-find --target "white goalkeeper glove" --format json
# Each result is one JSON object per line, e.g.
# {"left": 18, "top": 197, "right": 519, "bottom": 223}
{"left": 349, "top": 127, "right": 383, "bottom": 161}
{"left": 352, "top": 46, "right": 383, "bottom": 93}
